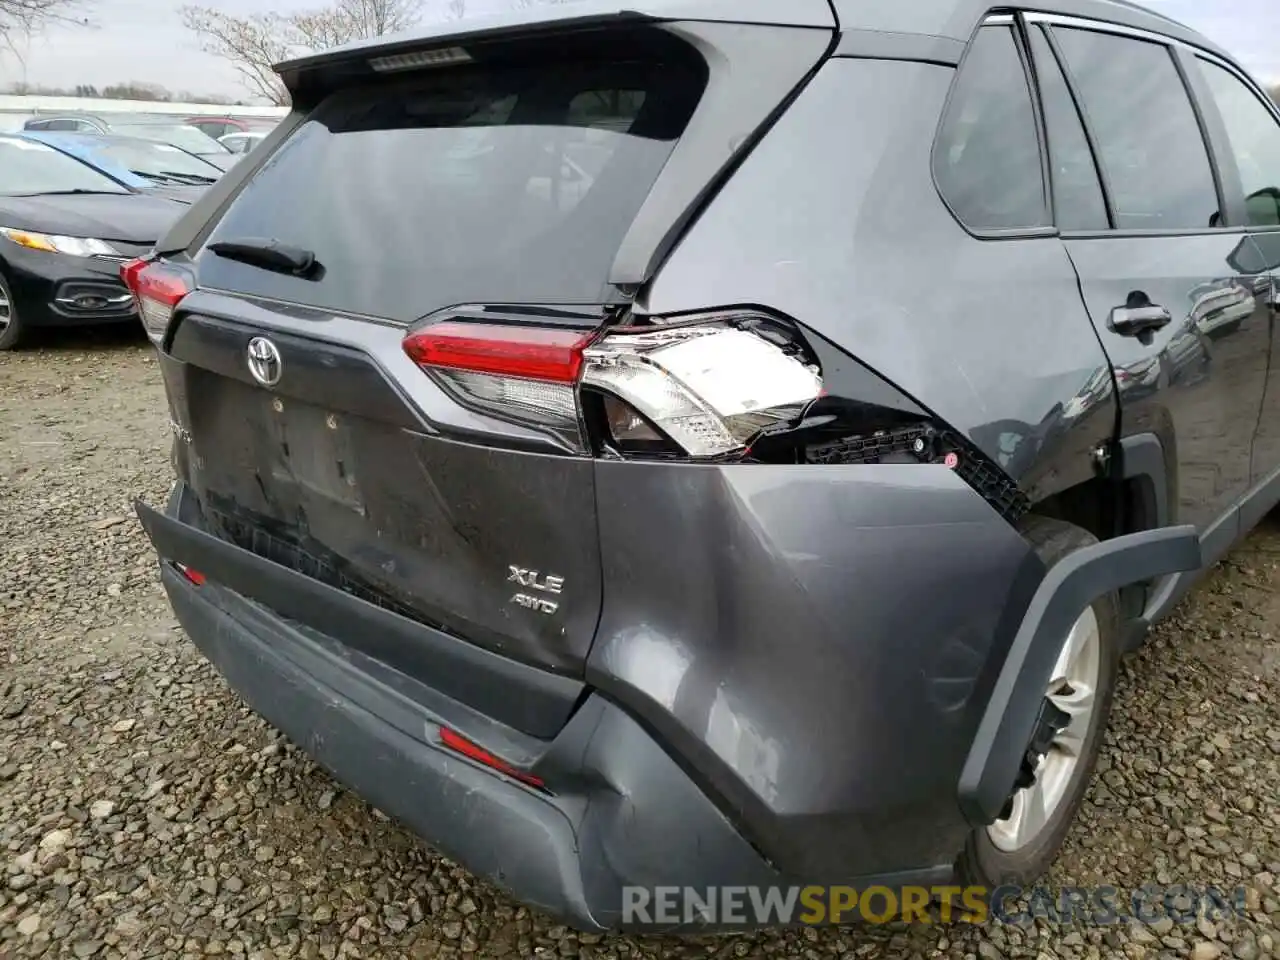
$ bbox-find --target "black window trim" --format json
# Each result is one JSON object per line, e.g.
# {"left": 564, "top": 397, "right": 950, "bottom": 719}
{"left": 930, "top": 11, "right": 1059, "bottom": 241}
{"left": 1022, "top": 18, "right": 1114, "bottom": 231}
{"left": 1025, "top": 11, "right": 1248, "bottom": 239}
{"left": 1185, "top": 49, "right": 1280, "bottom": 235}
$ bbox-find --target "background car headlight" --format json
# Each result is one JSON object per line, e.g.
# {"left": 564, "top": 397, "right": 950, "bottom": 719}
{"left": 0, "top": 228, "right": 120, "bottom": 257}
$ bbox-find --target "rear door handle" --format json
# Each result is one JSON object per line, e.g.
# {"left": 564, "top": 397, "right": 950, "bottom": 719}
{"left": 1108, "top": 303, "right": 1172, "bottom": 338}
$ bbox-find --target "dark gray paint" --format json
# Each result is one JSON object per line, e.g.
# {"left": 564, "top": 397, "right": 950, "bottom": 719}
{"left": 156, "top": 554, "right": 951, "bottom": 933}
{"left": 644, "top": 58, "right": 1118, "bottom": 502}
{"left": 169, "top": 290, "right": 574, "bottom": 453}
{"left": 588, "top": 461, "right": 1040, "bottom": 876}
{"left": 607, "top": 23, "right": 834, "bottom": 286}
{"left": 1063, "top": 235, "right": 1273, "bottom": 531}
{"left": 161, "top": 309, "right": 608, "bottom": 679}
{"left": 138, "top": 494, "right": 585, "bottom": 737}
{"left": 834, "top": 29, "right": 966, "bottom": 65}
{"left": 829, "top": 0, "right": 1227, "bottom": 55}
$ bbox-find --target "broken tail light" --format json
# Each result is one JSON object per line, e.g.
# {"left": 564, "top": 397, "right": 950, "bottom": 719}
{"left": 401, "top": 308, "right": 1030, "bottom": 521}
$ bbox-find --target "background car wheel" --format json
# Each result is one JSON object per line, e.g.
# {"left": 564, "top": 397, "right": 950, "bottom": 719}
{"left": 957, "top": 515, "right": 1120, "bottom": 888}
{"left": 0, "top": 269, "right": 24, "bottom": 350}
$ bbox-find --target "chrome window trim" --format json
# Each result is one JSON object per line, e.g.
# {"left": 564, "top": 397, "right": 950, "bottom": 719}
{"left": 1189, "top": 48, "right": 1280, "bottom": 130}
{"left": 1023, "top": 13, "right": 1186, "bottom": 48}
{"left": 1027, "top": 11, "right": 1280, "bottom": 122}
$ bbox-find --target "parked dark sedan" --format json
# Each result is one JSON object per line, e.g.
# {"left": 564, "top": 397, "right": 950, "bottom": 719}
{"left": 0, "top": 135, "right": 187, "bottom": 348}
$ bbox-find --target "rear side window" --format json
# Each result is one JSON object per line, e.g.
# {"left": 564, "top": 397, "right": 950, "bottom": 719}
{"left": 934, "top": 25, "right": 1048, "bottom": 232}
{"left": 1053, "top": 27, "right": 1220, "bottom": 231}
{"left": 1196, "top": 59, "right": 1280, "bottom": 227}
{"left": 1027, "top": 27, "right": 1108, "bottom": 231}
{"left": 197, "top": 60, "right": 705, "bottom": 322}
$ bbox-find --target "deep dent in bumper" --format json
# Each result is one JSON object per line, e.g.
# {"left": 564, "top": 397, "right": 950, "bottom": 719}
{"left": 587, "top": 462, "right": 1044, "bottom": 878}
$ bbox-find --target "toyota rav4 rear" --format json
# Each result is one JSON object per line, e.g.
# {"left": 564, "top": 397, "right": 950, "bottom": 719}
{"left": 131, "top": 0, "right": 1204, "bottom": 932}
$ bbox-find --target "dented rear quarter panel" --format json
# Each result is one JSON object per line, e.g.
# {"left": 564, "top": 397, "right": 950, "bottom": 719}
{"left": 643, "top": 56, "right": 1118, "bottom": 505}
{"left": 587, "top": 462, "right": 1044, "bottom": 877}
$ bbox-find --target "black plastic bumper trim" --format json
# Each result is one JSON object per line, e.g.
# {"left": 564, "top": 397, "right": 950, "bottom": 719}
{"left": 958, "top": 524, "right": 1201, "bottom": 824}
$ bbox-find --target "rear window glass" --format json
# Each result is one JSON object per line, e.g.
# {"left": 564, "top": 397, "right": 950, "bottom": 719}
{"left": 196, "top": 61, "right": 705, "bottom": 322}
{"left": 934, "top": 25, "right": 1048, "bottom": 231}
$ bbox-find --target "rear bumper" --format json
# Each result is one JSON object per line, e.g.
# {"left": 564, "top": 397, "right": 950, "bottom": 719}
{"left": 169, "top": 574, "right": 954, "bottom": 929}
{"left": 143, "top": 485, "right": 951, "bottom": 932}
{"left": 141, "top": 472, "right": 1200, "bottom": 930}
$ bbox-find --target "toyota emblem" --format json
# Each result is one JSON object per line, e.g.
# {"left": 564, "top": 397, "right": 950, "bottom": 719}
{"left": 246, "top": 337, "right": 282, "bottom": 387}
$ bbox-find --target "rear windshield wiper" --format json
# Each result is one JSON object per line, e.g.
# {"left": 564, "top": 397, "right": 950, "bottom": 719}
{"left": 207, "top": 237, "right": 319, "bottom": 278}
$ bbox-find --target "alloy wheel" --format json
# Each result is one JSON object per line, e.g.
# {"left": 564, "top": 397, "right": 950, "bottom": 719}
{"left": 987, "top": 605, "right": 1102, "bottom": 852}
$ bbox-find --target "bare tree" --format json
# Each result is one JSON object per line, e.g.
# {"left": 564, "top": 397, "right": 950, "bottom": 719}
{"left": 1, "top": 0, "right": 89, "bottom": 36}
{"left": 1, "top": 0, "right": 91, "bottom": 53}
{"left": 182, "top": 0, "right": 431, "bottom": 106}
{"left": 179, "top": 8, "right": 296, "bottom": 105}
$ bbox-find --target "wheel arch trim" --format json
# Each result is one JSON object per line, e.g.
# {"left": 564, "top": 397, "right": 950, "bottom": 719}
{"left": 958, "top": 524, "right": 1200, "bottom": 825}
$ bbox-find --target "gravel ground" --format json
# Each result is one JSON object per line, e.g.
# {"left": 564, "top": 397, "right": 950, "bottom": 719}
{"left": 3, "top": 328, "right": 1280, "bottom": 960}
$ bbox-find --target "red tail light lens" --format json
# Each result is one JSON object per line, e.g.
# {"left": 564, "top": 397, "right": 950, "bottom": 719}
{"left": 403, "top": 322, "right": 596, "bottom": 383}
{"left": 173, "top": 562, "right": 206, "bottom": 586}
{"left": 121, "top": 258, "right": 191, "bottom": 344}
{"left": 439, "top": 727, "right": 545, "bottom": 789}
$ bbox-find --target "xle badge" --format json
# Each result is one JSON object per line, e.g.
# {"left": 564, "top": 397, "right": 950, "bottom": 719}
{"left": 508, "top": 566, "right": 565, "bottom": 616}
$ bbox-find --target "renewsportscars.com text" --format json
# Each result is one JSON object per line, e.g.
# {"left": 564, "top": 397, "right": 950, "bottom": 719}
{"left": 622, "top": 884, "right": 1248, "bottom": 926}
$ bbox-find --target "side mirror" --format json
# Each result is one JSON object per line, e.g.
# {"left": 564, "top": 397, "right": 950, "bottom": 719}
{"left": 1246, "top": 186, "right": 1280, "bottom": 227}
{"left": 1228, "top": 234, "right": 1268, "bottom": 276}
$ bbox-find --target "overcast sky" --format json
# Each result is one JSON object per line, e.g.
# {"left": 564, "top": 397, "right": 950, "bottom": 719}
{"left": 0, "top": 0, "right": 1276, "bottom": 101}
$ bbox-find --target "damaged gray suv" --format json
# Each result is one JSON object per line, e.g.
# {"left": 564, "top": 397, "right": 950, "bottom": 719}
{"left": 129, "top": 0, "right": 1280, "bottom": 931}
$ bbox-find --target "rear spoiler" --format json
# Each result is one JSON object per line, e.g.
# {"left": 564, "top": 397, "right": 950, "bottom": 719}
{"left": 277, "top": 10, "right": 657, "bottom": 91}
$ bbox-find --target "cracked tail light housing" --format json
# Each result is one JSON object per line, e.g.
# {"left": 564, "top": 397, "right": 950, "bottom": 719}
{"left": 580, "top": 318, "right": 824, "bottom": 459}
{"left": 401, "top": 308, "right": 1030, "bottom": 523}
{"left": 404, "top": 310, "right": 829, "bottom": 460}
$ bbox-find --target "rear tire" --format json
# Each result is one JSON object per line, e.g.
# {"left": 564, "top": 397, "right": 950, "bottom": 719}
{"left": 0, "top": 268, "right": 24, "bottom": 350}
{"left": 956, "top": 515, "right": 1120, "bottom": 888}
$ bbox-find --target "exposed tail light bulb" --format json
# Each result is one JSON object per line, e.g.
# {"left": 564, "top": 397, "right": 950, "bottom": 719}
{"left": 580, "top": 323, "right": 823, "bottom": 458}
{"left": 403, "top": 312, "right": 825, "bottom": 460}
{"left": 121, "top": 258, "right": 191, "bottom": 344}
{"left": 599, "top": 394, "right": 672, "bottom": 455}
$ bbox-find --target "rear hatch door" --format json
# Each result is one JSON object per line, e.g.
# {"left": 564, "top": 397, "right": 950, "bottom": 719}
{"left": 162, "top": 16, "right": 833, "bottom": 684}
